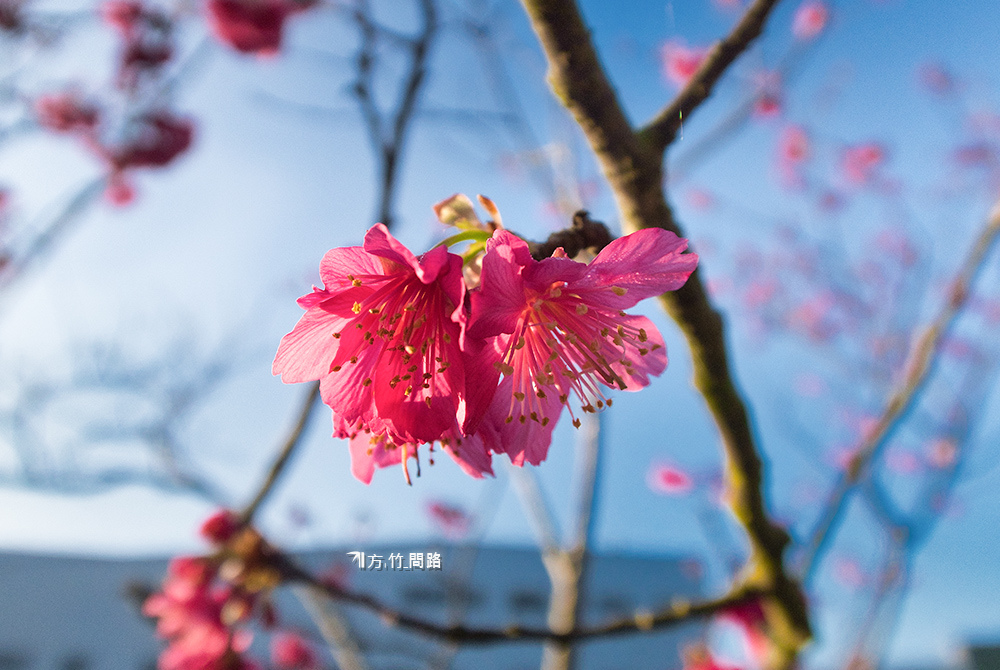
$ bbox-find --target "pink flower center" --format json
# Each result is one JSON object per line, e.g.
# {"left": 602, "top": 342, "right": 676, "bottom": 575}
{"left": 329, "top": 270, "right": 458, "bottom": 408}
{"left": 497, "top": 281, "right": 660, "bottom": 427}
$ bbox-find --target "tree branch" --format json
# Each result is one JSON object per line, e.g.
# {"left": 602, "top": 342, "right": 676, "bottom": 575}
{"left": 349, "top": 0, "right": 437, "bottom": 229}
{"left": 637, "top": 0, "right": 783, "bottom": 154}
{"left": 518, "top": 0, "right": 810, "bottom": 661}
{"left": 240, "top": 380, "right": 321, "bottom": 523}
{"left": 798, "top": 197, "right": 1000, "bottom": 581}
{"left": 274, "top": 549, "right": 767, "bottom": 644}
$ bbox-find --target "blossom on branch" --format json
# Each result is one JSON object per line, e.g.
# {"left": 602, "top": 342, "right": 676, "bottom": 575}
{"left": 271, "top": 632, "right": 318, "bottom": 670}
{"left": 34, "top": 91, "right": 100, "bottom": 134}
{"left": 468, "top": 228, "right": 697, "bottom": 447}
{"left": 659, "top": 41, "right": 708, "bottom": 88}
{"left": 206, "top": 0, "right": 313, "bottom": 56}
{"left": 275, "top": 203, "right": 696, "bottom": 481}
{"left": 143, "top": 557, "right": 256, "bottom": 670}
{"left": 792, "top": 1, "right": 829, "bottom": 40}
{"left": 273, "top": 223, "right": 480, "bottom": 448}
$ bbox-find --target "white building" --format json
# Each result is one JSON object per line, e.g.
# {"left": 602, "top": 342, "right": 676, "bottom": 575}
{"left": 0, "top": 545, "right": 706, "bottom": 669}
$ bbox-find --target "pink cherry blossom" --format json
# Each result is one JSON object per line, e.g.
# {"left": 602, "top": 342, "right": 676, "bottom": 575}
{"left": 101, "top": 0, "right": 144, "bottom": 35}
{"left": 778, "top": 125, "right": 811, "bottom": 165}
{"left": 469, "top": 228, "right": 697, "bottom": 438}
{"left": 776, "top": 124, "right": 810, "bottom": 187}
{"left": 682, "top": 644, "right": 744, "bottom": 670}
{"left": 271, "top": 632, "right": 317, "bottom": 670}
{"left": 342, "top": 374, "right": 560, "bottom": 479}
{"left": 143, "top": 557, "right": 256, "bottom": 670}
{"left": 926, "top": 438, "right": 957, "bottom": 469}
{"left": 103, "top": 0, "right": 174, "bottom": 90}
{"left": 343, "top": 420, "right": 494, "bottom": 484}
{"left": 0, "top": 0, "right": 24, "bottom": 31}
{"left": 647, "top": 462, "right": 693, "bottom": 495}
{"left": 885, "top": 449, "right": 921, "bottom": 474}
{"left": 34, "top": 92, "right": 100, "bottom": 134}
{"left": 841, "top": 143, "right": 886, "bottom": 186}
{"left": 953, "top": 142, "right": 996, "bottom": 168}
{"left": 207, "top": 0, "right": 313, "bottom": 56}
{"left": 685, "top": 188, "right": 716, "bottom": 211}
{"left": 274, "top": 223, "right": 491, "bottom": 450}
{"left": 96, "top": 110, "right": 195, "bottom": 171}
{"left": 792, "top": 1, "right": 829, "bottom": 40}
{"left": 719, "top": 599, "right": 768, "bottom": 661}
{"left": 660, "top": 41, "right": 708, "bottom": 88}
{"left": 832, "top": 555, "right": 867, "bottom": 588}
{"left": 200, "top": 509, "right": 240, "bottom": 544}
{"left": 753, "top": 93, "right": 782, "bottom": 118}
{"left": 426, "top": 500, "right": 471, "bottom": 538}
{"left": 917, "top": 62, "right": 955, "bottom": 96}
{"left": 873, "top": 228, "right": 917, "bottom": 266}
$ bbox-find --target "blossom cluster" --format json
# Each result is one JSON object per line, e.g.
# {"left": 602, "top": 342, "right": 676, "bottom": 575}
{"left": 33, "top": 0, "right": 195, "bottom": 205}
{"left": 144, "top": 510, "right": 323, "bottom": 670}
{"left": 273, "top": 197, "right": 698, "bottom": 483}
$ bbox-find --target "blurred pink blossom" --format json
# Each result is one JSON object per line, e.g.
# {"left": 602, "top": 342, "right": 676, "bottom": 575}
{"left": 792, "top": 1, "right": 829, "bottom": 40}
{"left": 660, "top": 41, "right": 708, "bottom": 87}
{"left": 647, "top": 462, "right": 693, "bottom": 495}
{"left": 271, "top": 632, "right": 318, "bottom": 670}
{"left": 841, "top": 142, "right": 886, "bottom": 185}
{"left": 426, "top": 500, "right": 472, "bottom": 538}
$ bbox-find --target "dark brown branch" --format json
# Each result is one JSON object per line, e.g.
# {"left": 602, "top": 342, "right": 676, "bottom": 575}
{"left": 798, "top": 198, "right": 1000, "bottom": 581}
{"left": 525, "top": 211, "right": 613, "bottom": 260}
{"left": 518, "top": 0, "right": 810, "bottom": 662}
{"left": 240, "top": 380, "right": 321, "bottom": 523}
{"left": 637, "top": 0, "right": 783, "bottom": 154}
{"left": 274, "top": 550, "right": 767, "bottom": 644}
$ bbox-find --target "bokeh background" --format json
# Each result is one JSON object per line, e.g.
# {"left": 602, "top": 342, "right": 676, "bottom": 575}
{"left": 1, "top": 0, "right": 999, "bottom": 667}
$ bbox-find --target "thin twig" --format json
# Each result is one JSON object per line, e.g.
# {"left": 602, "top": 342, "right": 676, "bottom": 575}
{"left": 798, "top": 197, "right": 1000, "bottom": 581}
{"left": 350, "top": 0, "right": 437, "bottom": 229}
{"left": 541, "top": 412, "right": 604, "bottom": 670}
{"left": 240, "top": 381, "right": 321, "bottom": 523}
{"left": 275, "top": 549, "right": 766, "bottom": 644}
{"left": 0, "top": 176, "right": 106, "bottom": 299}
{"left": 637, "top": 0, "right": 783, "bottom": 153}
{"left": 293, "top": 585, "right": 370, "bottom": 670}
{"left": 508, "top": 464, "right": 562, "bottom": 558}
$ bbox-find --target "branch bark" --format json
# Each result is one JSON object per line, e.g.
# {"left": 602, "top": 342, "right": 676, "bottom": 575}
{"left": 637, "top": 0, "right": 783, "bottom": 153}
{"left": 518, "top": 0, "right": 809, "bottom": 662}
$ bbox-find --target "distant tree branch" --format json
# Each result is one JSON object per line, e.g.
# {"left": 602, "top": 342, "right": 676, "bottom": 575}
{"left": 637, "top": 0, "right": 783, "bottom": 154}
{"left": 349, "top": 0, "right": 437, "bottom": 229}
{"left": 798, "top": 197, "right": 1000, "bottom": 581}
{"left": 0, "top": 176, "right": 106, "bottom": 303}
{"left": 240, "top": 380, "right": 321, "bottom": 523}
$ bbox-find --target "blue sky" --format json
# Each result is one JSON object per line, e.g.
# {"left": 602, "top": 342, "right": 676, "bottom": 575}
{"left": 1, "top": 0, "right": 1000, "bottom": 666}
